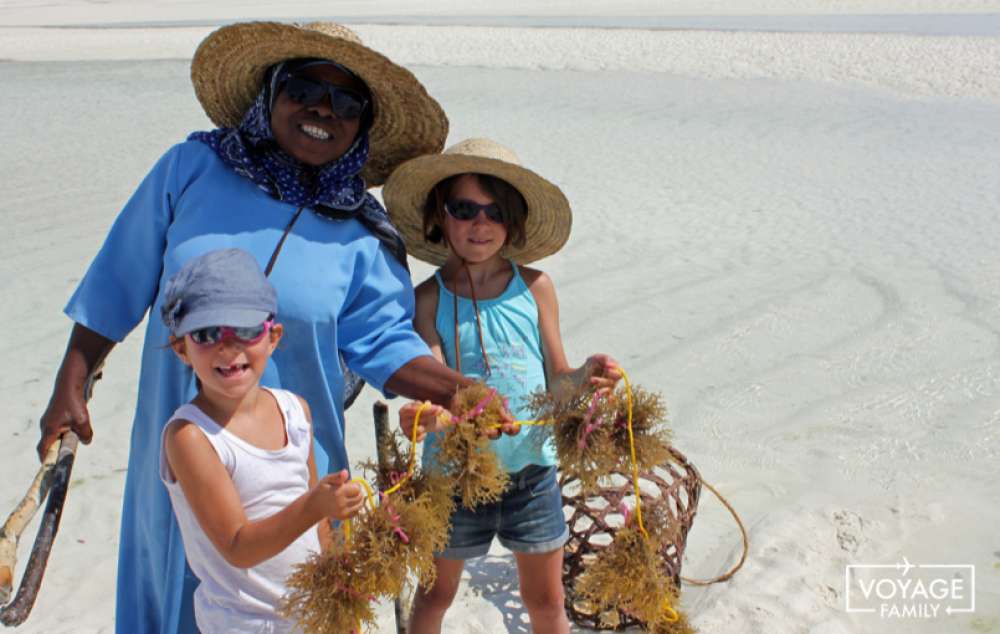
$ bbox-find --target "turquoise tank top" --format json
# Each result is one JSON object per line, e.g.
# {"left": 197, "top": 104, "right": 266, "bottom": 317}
{"left": 423, "top": 263, "right": 556, "bottom": 472}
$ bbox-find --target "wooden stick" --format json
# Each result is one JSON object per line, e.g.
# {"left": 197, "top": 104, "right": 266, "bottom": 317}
{"left": 0, "top": 369, "right": 98, "bottom": 627}
{"left": 0, "top": 432, "right": 79, "bottom": 626}
{"left": 0, "top": 442, "right": 61, "bottom": 605}
{"left": 373, "top": 401, "right": 407, "bottom": 634}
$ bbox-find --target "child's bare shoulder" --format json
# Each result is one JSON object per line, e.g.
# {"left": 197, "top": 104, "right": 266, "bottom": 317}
{"left": 520, "top": 266, "right": 554, "bottom": 292}
{"left": 164, "top": 418, "right": 208, "bottom": 450}
{"left": 414, "top": 275, "right": 440, "bottom": 305}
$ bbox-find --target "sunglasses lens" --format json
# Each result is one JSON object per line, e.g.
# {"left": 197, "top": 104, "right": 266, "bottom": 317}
{"left": 446, "top": 201, "right": 479, "bottom": 220}
{"left": 284, "top": 76, "right": 326, "bottom": 106}
{"left": 231, "top": 323, "right": 268, "bottom": 343}
{"left": 329, "top": 89, "right": 365, "bottom": 120}
{"left": 189, "top": 327, "right": 222, "bottom": 346}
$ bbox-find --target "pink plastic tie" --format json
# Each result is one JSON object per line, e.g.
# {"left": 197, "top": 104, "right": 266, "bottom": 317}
{"left": 451, "top": 388, "right": 498, "bottom": 424}
{"left": 577, "top": 392, "right": 606, "bottom": 448}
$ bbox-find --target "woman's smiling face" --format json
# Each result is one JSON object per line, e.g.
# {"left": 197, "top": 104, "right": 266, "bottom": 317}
{"left": 270, "top": 64, "right": 365, "bottom": 167}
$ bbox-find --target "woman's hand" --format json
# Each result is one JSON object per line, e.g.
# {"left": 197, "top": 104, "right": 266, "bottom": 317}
{"left": 307, "top": 470, "right": 365, "bottom": 521}
{"left": 399, "top": 401, "right": 453, "bottom": 442}
{"left": 37, "top": 380, "right": 93, "bottom": 460}
{"left": 36, "top": 324, "right": 115, "bottom": 461}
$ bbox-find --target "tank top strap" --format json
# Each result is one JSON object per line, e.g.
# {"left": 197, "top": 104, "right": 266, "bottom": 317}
{"left": 433, "top": 269, "right": 447, "bottom": 292}
{"left": 263, "top": 387, "right": 312, "bottom": 452}
{"left": 506, "top": 262, "right": 527, "bottom": 296}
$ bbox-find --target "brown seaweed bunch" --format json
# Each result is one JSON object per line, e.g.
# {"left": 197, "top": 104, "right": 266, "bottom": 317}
{"left": 530, "top": 383, "right": 673, "bottom": 491}
{"left": 361, "top": 432, "right": 456, "bottom": 587}
{"left": 574, "top": 502, "right": 695, "bottom": 633}
{"left": 435, "top": 382, "right": 510, "bottom": 508}
{"left": 281, "top": 435, "right": 456, "bottom": 633}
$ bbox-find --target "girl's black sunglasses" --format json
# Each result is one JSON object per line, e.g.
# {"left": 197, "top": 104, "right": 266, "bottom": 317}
{"left": 444, "top": 199, "right": 504, "bottom": 224}
{"left": 283, "top": 75, "right": 369, "bottom": 120}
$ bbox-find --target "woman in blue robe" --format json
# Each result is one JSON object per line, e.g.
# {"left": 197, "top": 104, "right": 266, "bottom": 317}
{"left": 36, "top": 21, "right": 473, "bottom": 633}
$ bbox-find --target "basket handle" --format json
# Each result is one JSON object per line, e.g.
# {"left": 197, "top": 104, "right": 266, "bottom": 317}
{"left": 681, "top": 477, "right": 749, "bottom": 586}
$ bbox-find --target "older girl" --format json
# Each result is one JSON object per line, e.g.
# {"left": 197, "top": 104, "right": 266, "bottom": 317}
{"left": 385, "top": 138, "right": 621, "bottom": 633}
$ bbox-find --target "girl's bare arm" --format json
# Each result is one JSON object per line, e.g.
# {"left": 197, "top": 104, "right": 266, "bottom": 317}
{"left": 163, "top": 419, "right": 363, "bottom": 569}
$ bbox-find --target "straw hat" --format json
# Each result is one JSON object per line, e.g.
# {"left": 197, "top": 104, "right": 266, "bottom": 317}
{"left": 383, "top": 138, "right": 572, "bottom": 265}
{"left": 190, "top": 21, "right": 448, "bottom": 186}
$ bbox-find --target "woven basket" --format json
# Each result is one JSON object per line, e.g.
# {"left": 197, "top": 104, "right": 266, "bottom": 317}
{"left": 561, "top": 446, "right": 701, "bottom": 630}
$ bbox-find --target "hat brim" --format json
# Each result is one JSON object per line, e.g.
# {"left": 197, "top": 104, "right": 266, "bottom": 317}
{"left": 383, "top": 154, "right": 572, "bottom": 266}
{"left": 190, "top": 22, "right": 448, "bottom": 186}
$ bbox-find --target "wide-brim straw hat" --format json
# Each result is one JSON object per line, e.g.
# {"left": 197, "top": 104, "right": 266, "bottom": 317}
{"left": 190, "top": 21, "right": 448, "bottom": 186}
{"left": 383, "top": 138, "right": 572, "bottom": 265}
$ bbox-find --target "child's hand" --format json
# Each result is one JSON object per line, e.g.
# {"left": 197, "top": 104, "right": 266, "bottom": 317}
{"left": 399, "top": 401, "right": 453, "bottom": 442}
{"left": 585, "top": 354, "right": 622, "bottom": 393}
{"left": 309, "top": 469, "right": 365, "bottom": 521}
{"left": 486, "top": 405, "right": 520, "bottom": 439}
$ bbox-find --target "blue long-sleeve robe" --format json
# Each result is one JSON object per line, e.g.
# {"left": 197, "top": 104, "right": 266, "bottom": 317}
{"left": 65, "top": 141, "right": 429, "bottom": 633}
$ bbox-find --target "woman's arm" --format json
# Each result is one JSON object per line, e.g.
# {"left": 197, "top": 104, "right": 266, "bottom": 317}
{"left": 164, "top": 420, "right": 363, "bottom": 569}
{"left": 36, "top": 324, "right": 116, "bottom": 460}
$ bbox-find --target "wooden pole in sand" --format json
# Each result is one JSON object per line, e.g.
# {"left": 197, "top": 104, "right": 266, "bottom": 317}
{"left": 373, "top": 401, "right": 407, "bottom": 634}
{"left": 0, "top": 371, "right": 97, "bottom": 627}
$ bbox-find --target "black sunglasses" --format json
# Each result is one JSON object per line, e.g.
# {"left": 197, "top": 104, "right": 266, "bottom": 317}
{"left": 283, "top": 75, "right": 368, "bottom": 120}
{"left": 444, "top": 199, "right": 504, "bottom": 224}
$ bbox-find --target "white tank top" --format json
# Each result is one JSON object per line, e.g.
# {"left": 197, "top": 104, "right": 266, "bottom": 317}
{"left": 159, "top": 387, "right": 318, "bottom": 633}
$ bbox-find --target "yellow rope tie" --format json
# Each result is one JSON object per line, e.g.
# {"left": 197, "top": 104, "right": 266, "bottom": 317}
{"left": 342, "top": 477, "right": 378, "bottom": 545}
{"left": 619, "top": 367, "right": 679, "bottom": 624}
{"left": 383, "top": 402, "right": 425, "bottom": 496}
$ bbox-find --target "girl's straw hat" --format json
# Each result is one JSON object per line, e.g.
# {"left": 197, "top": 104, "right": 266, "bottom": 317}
{"left": 383, "top": 138, "right": 572, "bottom": 265}
{"left": 190, "top": 21, "right": 448, "bottom": 186}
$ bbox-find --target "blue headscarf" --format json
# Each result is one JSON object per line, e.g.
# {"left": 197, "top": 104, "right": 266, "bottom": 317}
{"left": 190, "top": 60, "right": 409, "bottom": 407}
{"left": 189, "top": 60, "right": 408, "bottom": 268}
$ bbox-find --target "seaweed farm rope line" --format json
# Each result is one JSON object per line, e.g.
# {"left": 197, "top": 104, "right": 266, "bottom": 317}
{"left": 619, "top": 367, "right": 680, "bottom": 624}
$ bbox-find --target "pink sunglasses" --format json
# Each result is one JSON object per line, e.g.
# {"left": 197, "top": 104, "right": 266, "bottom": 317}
{"left": 188, "top": 320, "right": 274, "bottom": 347}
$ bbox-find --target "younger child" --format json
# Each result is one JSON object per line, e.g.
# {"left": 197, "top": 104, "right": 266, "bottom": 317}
{"left": 385, "top": 138, "right": 621, "bottom": 633}
{"left": 158, "top": 248, "right": 364, "bottom": 633}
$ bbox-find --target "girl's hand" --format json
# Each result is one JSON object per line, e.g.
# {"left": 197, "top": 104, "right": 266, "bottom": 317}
{"left": 308, "top": 470, "right": 365, "bottom": 521}
{"left": 487, "top": 404, "right": 520, "bottom": 439}
{"left": 584, "top": 354, "right": 622, "bottom": 393}
{"left": 399, "top": 401, "right": 453, "bottom": 443}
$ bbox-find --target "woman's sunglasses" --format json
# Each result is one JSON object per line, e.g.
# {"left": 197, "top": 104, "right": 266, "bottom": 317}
{"left": 444, "top": 199, "right": 504, "bottom": 224}
{"left": 188, "top": 320, "right": 274, "bottom": 347}
{"left": 283, "top": 75, "right": 368, "bottom": 120}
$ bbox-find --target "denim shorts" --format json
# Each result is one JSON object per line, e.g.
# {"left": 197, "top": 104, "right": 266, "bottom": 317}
{"left": 439, "top": 464, "right": 569, "bottom": 560}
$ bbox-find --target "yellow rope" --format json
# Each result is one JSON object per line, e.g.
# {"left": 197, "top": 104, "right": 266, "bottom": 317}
{"left": 343, "top": 477, "right": 378, "bottom": 545}
{"left": 619, "top": 368, "right": 679, "bottom": 624}
{"left": 383, "top": 402, "right": 425, "bottom": 496}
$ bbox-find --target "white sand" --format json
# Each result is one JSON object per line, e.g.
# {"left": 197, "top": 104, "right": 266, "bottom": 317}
{"left": 2, "top": 3, "right": 999, "bottom": 633}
